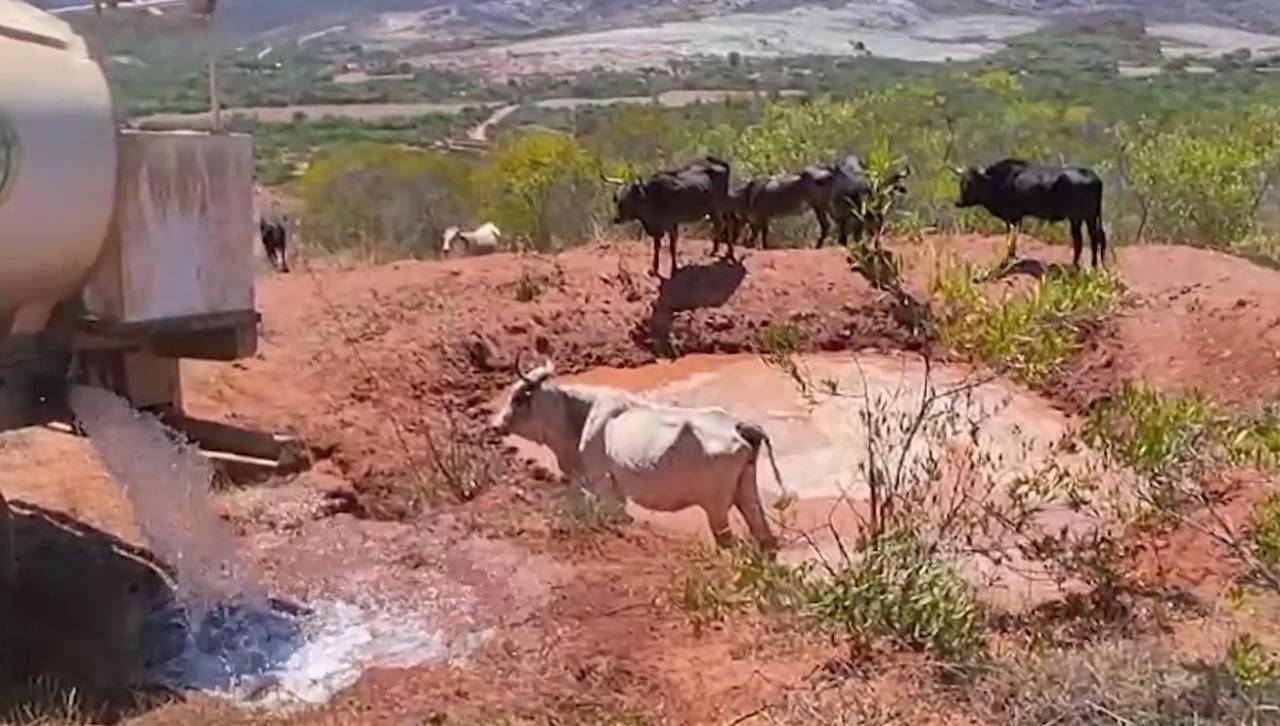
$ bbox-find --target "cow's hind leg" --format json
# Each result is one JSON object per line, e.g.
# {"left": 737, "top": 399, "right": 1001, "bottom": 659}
{"left": 1087, "top": 216, "right": 1107, "bottom": 268}
{"left": 650, "top": 232, "right": 663, "bottom": 277}
{"left": 668, "top": 226, "right": 680, "bottom": 274}
{"left": 709, "top": 213, "right": 723, "bottom": 258}
{"left": 734, "top": 460, "right": 778, "bottom": 554}
{"left": 1069, "top": 219, "right": 1084, "bottom": 269}
{"left": 704, "top": 504, "right": 736, "bottom": 549}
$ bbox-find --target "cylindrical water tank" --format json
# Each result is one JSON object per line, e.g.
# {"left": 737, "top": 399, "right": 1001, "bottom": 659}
{"left": 0, "top": 1, "right": 117, "bottom": 337}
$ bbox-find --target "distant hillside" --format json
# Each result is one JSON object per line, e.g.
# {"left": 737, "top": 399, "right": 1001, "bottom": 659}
{"left": 41, "top": 0, "right": 1280, "bottom": 67}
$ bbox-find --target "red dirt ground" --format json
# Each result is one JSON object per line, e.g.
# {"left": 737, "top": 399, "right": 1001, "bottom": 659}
{"left": 5, "top": 234, "right": 1278, "bottom": 724}
{"left": 161, "top": 235, "right": 1279, "bottom": 723}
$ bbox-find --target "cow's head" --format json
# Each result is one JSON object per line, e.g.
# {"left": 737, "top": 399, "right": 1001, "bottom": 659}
{"left": 611, "top": 182, "right": 645, "bottom": 224}
{"left": 953, "top": 166, "right": 990, "bottom": 208}
{"left": 491, "top": 355, "right": 560, "bottom": 440}
{"left": 441, "top": 226, "right": 461, "bottom": 255}
{"left": 602, "top": 171, "right": 643, "bottom": 224}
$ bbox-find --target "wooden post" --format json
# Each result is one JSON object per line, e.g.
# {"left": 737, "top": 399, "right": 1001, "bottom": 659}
{"left": 208, "top": 59, "right": 222, "bottom": 132}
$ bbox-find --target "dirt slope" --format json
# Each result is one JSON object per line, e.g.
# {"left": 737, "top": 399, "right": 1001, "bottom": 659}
{"left": 184, "top": 238, "right": 923, "bottom": 518}
{"left": 188, "top": 236, "right": 1280, "bottom": 511}
{"left": 137, "top": 236, "right": 1280, "bottom": 722}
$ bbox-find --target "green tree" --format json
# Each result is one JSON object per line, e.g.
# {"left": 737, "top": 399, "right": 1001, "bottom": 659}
{"left": 482, "top": 129, "right": 604, "bottom": 251}
{"left": 1122, "top": 107, "right": 1280, "bottom": 247}
{"left": 299, "top": 143, "right": 479, "bottom": 261}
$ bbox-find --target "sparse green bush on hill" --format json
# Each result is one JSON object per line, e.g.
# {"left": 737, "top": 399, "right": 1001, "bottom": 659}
{"left": 482, "top": 129, "right": 606, "bottom": 251}
{"left": 298, "top": 144, "right": 480, "bottom": 261}
{"left": 933, "top": 264, "right": 1126, "bottom": 385}
{"left": 1122, "top": 107, "right": 1280, "bottom": 249}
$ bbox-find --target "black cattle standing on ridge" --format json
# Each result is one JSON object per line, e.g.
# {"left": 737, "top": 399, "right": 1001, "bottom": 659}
{"left": 954, "top": 158, "right": 1107, "bottom": 268}
{"left": 259, "top": 217, "right": 290, "bottom": 273}
{"left": 828, "top": 155, "right": 911, "bottom": 247}
{"left": 728, "top": 167, "right": 835, "bottom": 250}
{"left": 606, "top": 156, "right": 733, "bottom": 277}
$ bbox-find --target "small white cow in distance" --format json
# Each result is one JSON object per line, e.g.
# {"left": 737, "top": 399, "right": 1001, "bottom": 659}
{"left": 442, "top": 222, "right": 502, "bottom": 257}
{"left": 491, "top": 357, "right": 782, "bottom": 552}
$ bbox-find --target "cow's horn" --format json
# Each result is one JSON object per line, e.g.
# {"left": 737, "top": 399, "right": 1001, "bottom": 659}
{"left": 600, "top": 172, "right": 626, "bottom": 185}
{"left": 949, "top": 165, "right": 965, "bottom": 178}
{"left": 514, "top": 352, "right": 532, "bottom": 383}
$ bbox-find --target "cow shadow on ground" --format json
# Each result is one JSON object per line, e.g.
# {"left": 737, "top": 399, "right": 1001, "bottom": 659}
{"left": 0, "top": 500, "right": 183, "bottom": 724}
{"left": 640, "top": 257, "right": 748, "bottom": 356}
{"left": 981, "top": 257, "right": 1051, "bottom": 282}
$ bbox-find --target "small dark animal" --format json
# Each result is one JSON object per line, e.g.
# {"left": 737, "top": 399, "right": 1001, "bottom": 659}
{"left": 954, "top": 158, "right": 1107, "bottom": 268}
{"left": 728, "top": 168, "right": 835, "bottom": 249}
{"left": 608, "top": 156, "right": 733, "bottom": 276}
{"left": 828, "top": 155, "right": 911, "bottom": 247}
{"left": 259, "top": 217, "right": 289, "bottom": 273}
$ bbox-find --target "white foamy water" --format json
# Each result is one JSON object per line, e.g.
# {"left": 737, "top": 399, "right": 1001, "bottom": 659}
{"left": 69, "top": 385, "right": 260, "bottom": 615}
{"left": 68, "top": 385, "right": 467, "bottom": 707}
{"left": 157, "top": 598, "right": 465, "bottom": 707}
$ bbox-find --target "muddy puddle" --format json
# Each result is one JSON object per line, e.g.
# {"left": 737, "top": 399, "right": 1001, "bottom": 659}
{"left": 509, "top": 353, "right": 1116, "bottom": 609}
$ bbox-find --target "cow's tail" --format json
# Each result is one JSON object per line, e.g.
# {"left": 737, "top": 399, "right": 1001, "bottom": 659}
{"left": 736, "top": 422, "right": 786, "bottom": 495}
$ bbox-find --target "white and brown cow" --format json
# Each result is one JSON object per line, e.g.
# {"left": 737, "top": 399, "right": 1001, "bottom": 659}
{"left": 491, "top": 358, "right": 782, "bottom": 552}
{"left": 442, "top": 222, "right": 502, "bottom": 257}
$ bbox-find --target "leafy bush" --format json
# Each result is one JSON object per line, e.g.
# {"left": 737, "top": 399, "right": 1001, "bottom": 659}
{"left": 933, "top": 265, "right": 1125, "bottom": 385}
{"left": 676, "top": 537, "right": 981, "bottom": 658}
{"left": 1122, "top": 109, "right": 1280, "bottom": 247}
{"left": 298, "top": 143, "right": 480, "bottom": 261}
{"left": 1083, "top": 384, "right": 1217, "bottom": 480}
{"left": 1226, "top": 405, "right": 1280, "bottom": 472}
{"left": 1253, "top": 493, "right": 1280, "bottom": 569}
{"left": 808, "top": 532, "right": 982, "bottom": 658}
{"left": 482, "top": 129, "right": 606, "bottom": 251}
{"left": 1226, "top": 634, "right": 1279, "bottom": 691}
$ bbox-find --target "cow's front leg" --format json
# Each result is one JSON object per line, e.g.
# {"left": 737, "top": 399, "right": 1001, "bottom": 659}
{"left": 650, "top": 233, "right": 662, "bottom": 277}
{"left": 600, "top": 472, "right": 633, "bottom": 524}
{"left": 1004, "top": 221, "right": 1022, "bottom": 262}
{"left": 814, "top": 207, "right": 831, "bottom": 248}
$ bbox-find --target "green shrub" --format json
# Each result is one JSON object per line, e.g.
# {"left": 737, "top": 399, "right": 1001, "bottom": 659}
{"left": 1083, "top": 384, "right": 1217, "bottom": 480}
{"left": 298, "top": 143, "right": 480, "bottom": 261}
{"left": 482, "top": 128, "right": 605, "bottom": 251}
{"left": 934, "top": 265, "right": 1125, "bottom": 385}
{"left": 1227, "top": 406, "right": 1280, "bottom": 472}
{"left": 1253, "top": 493, "right": 1280, "bottom": 569}
{"left": 1226, "top": 634, "right": 1279, "bottom": 691}
{"left": 808, "top": 532, "right": 982, "bottom": 658}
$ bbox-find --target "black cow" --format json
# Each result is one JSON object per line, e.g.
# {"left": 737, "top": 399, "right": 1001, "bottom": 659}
{"left": 259, "top": 217, "right": 290, "bottom": 273}
{"left": 727, "top": 168, "right": 835, "bottom": 250}
{"left": 955, "top": 158, "right": 1107, "bottom": 268}
{"left": 828, "top": 155, "right": 911, "bottom": 247}
{"left": 609, "top": 156, "right": 733, "bottom": 277}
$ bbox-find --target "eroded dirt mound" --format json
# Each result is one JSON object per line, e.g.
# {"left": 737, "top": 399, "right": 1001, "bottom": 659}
{"left": 186, "top": 240, "right": 924, "bottom": 519}
{"left": 1070, "top": 244, "right": 1280, "bottom": 411}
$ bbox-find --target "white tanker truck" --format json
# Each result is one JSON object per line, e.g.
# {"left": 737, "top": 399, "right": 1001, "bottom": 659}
{"left": 0, "top": 0, "right": 298, "bottom": 470}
